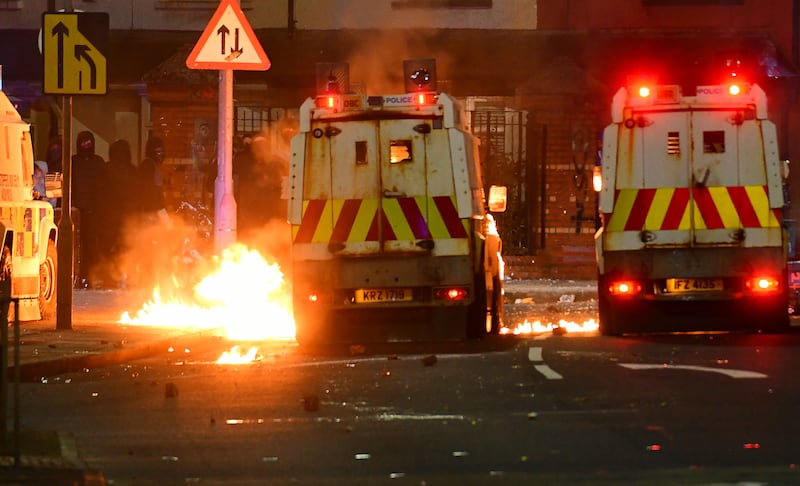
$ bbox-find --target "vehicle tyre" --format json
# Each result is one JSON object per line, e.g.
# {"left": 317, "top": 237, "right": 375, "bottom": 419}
{"left": 38, "top": 239, "right": 57, "bottom": 320}
{"left": 760, "top": 299, "right": 791, "bottom": 334}
{"left": 466, "top": 272, "right": 489, "bottom": 339}
{"left": 489, "top": 275, "right": 503, "bottom": 334}
{"left": 597, "top": 277, "right": 621, "bottom": 336}
{"left": 295, "top": 322, "right": 323, "bottom": 347}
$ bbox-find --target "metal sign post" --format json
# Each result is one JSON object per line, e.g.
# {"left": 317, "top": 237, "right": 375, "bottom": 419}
{"left": 186, "top": 0, "right": 270, "bottom": 253}
{"left": 215, "top": 70, "right": 236, "bottom": 252}
{"left": 57, "top": 95, "right": 73, "bottom": 330}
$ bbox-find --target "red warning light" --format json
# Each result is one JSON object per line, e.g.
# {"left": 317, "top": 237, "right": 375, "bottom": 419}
{"left": 315, "top": 95, "right": 340, "bottom": 110}
{"left": 638, "top": 86, "right": 651, "bottom": 98}
{"left": 728, "top": 84, "right": 741, "bottom": 95}
{"left": 415, "top": 92, "right": 437, "bottom": 106}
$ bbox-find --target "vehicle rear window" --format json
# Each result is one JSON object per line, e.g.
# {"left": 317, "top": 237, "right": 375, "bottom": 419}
{"left": 355, "top": 140, "right": 368, "bottom": 165}
{"left": 390, "top": 140, "right": 413, "bottom": 164}
{"left": 703, "top": 131, "right": 725, "bottom": 153}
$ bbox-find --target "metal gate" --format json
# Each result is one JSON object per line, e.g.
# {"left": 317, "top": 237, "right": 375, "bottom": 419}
{"left": 470, "top": 103, "right": 532, "bottom": 255}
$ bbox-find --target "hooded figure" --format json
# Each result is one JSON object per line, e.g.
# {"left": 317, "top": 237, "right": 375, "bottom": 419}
{"left": 106, "top": 139, "right": 138, "bottom": 250}
{"left": 72, "top": 131, "right": 106, "bottom": 210}
{"left": 138, "top": 136, "right": 167, "bottom": 218}
{"left": 71, "top": 130, "right": 108, "bottom": 287}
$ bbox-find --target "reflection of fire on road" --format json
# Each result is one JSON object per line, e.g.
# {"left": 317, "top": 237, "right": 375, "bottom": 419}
{"left": 501, "top": 319, "right": 599, "bottom": 335}
{"left": 119, "top": 243, "right": 295, "bottom": 364}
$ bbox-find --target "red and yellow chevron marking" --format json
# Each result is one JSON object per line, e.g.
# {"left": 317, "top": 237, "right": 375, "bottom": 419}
{"left": 293, "top": 196, "right": 469, "bottom": 244}
{"left": 607, "top": 185, "right": 781, "bottom": 232}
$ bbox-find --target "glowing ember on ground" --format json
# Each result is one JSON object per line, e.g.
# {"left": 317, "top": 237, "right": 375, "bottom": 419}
{"left": 120, "top": 243, "right": 295, "bottom": 363}
{"left": 501, "top": 318, "right": 599, "bottom": 335}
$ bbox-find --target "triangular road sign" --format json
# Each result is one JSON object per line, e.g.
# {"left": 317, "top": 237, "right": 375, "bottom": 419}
{"left": 186, "top": 0, "right": 270, "bottom": 71}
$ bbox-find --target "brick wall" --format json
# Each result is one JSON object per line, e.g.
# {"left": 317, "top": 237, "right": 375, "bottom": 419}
{"left": 512, "top": 91, "right": 603, "bottom": 280}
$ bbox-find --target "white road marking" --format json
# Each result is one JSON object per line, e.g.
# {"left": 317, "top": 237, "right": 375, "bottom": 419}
{"left": 529, "top": 346, "right": 563, "bottom": 380}
{"left": 534, "top": 364, "right": 564, "bottom": 380}
{"left": 619, "top": 363, "right": 767, "bottom": 379}
{"left": 528, "top": 346, "right": 543, "bottom": 362}
{"left": 376, "top": 413, "right": 467, "bottom": 421}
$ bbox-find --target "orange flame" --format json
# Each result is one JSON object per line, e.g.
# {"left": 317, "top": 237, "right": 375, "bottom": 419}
{"left": 501, "top": 318, "right": 599, "bottom": 335}
{"left": 120, "top": 243, "right": 295, "bottom": 363}
{"left": 216, "top": 345, "right": 260, "bottom": 364}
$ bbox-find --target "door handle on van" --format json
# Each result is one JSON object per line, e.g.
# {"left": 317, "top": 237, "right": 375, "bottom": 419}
{"left": 383, "top": 190, "right": 406, "bottom": 198}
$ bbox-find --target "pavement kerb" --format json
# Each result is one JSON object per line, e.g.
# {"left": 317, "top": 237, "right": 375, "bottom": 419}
{"left": 10, "top": 327, "right": 222, "bottom": 383}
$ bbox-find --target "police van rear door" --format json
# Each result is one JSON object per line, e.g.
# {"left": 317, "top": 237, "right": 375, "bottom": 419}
{"left": 691, "top": 108, "right": 773, "bottom": 245}
{"left": 328, "top": 120, "right": 381, "bottom": 256}
{"left": 378, "top": 118, "right": 433, "bottom": 254}
{"left": 638, "top": 110, "right": 693, "bottom": 246}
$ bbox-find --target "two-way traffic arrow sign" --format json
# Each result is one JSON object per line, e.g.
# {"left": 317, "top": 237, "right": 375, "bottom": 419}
{"left": 186, "top": 0, "right": 270, "bottom": 71}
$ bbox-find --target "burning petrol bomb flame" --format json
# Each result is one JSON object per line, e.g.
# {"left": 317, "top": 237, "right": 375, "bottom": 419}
{"left": 120, "top": 243, "right": 295, "bottom": 363}
{"left": 501, "top": 318, "right": 599, "bottom": 335}
{"left": 216, "top": 345, "right": 261, "bottom": 364}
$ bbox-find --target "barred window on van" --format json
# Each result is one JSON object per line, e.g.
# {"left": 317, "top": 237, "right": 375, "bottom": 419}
{"left": 667, "top": 131, "right": 680, "bottom": 155}
{"left": 703, "top": 131, "right": 725, "bottom": 153}
{"left": 390, "top": 141, "right": 413, "bottom": 164}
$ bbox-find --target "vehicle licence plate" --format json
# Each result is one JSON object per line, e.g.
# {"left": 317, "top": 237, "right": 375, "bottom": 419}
{"left": 666, "top": 278, "right": 723, "bottom": 293}
{"left": 355, "top": 288, "right": 413, "bottom": 303}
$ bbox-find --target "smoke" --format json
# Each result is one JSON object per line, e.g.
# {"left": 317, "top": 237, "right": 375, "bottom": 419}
{"left": 97, "top": 215, "right": 214, "bottom": 299}
{"left": 342, "top": 30, "right": 453, "bottom": 94}
{"left": 92, "top": 210, "right": 292, "bottom": 305}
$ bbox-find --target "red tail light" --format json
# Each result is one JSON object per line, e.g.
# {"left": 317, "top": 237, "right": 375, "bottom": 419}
{"left": 607, "top": 280, "right": 642, "bottom": 297}
{"left": 744, "top": 276, "right": 781, "bottom": 293}
{"left": 434, "top": 287, "right": 468, "bottom": 301}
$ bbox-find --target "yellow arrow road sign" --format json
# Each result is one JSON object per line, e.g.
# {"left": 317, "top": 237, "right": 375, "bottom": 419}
{"left": 42, "top": 12, "right": 108, "bottom": 95}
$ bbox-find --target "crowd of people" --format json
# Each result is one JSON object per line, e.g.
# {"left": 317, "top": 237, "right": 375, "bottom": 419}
{"left": 38, "top": 132, "right": 168, "bottom": 289}
{"left": 37, "top": 124, "right": 293, "bottom": 291}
